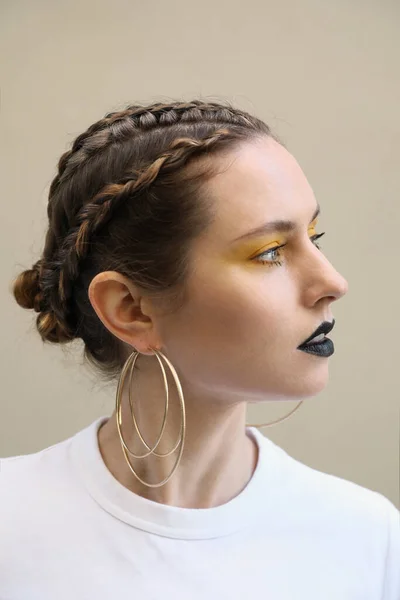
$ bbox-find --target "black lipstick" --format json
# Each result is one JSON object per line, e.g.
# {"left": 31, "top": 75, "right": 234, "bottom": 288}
{"left": 297, "top": 319, "right": 335, "bottom": 357}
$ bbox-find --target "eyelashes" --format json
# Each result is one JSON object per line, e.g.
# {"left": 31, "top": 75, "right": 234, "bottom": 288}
{"left": 254, "top": 232, "right": 326, "bottom": 268}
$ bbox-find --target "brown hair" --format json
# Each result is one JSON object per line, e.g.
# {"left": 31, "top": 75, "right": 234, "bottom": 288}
{"left": 12, "top": 99, "right": 275, "bottom": 383}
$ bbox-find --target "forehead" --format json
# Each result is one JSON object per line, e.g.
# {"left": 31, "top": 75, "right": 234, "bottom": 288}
{"left": 201, "top": 137, "right": 316, "bottom": 244}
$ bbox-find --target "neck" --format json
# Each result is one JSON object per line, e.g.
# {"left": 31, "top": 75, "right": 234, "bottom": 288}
{"left": 97, "top": 361, "right": 258, "bottom": 508}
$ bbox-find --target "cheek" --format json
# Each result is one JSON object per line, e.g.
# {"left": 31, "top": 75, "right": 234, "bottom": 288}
{"left": 161, "top": 268, "right": 302, "bottom": 394}
{"left": 185, "top": 266, "right": 294, "bottom": 350}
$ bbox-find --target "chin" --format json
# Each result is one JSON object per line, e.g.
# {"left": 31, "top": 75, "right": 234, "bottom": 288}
{"left": 276, "top": 359, "right": 330, "bottom": 400}
{"left": 295, "top": 363, "right": 330, "bottom": 398}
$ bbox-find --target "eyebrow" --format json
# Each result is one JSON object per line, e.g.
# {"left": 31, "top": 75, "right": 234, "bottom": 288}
{"left": 232, "top": 203, "right": 321, "bottom": 243}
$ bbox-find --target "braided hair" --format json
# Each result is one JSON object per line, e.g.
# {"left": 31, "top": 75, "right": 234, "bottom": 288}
{"left": 12, "top": 99, "right": 275, "bottom": 382}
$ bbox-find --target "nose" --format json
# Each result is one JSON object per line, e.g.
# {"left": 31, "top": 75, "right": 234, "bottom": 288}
{"left": 301, "top": 246, "right": 349, "bottom": 306}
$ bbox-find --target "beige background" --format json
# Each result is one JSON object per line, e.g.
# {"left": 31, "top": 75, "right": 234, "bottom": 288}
{"left": 1, "top": 0, "right": 399, "bottom": 507}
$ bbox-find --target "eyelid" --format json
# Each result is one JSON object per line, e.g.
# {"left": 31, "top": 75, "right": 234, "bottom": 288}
{"left": 252, "top": 231, "right": 325, "bottom": 264}
{"left": 250, "top": 225, "right": 318, "bottom": 260}
{"left": 250, "top": 227, "right": 318, "bottom": 258}
{"left": 249, "top": 243, "right": 281, "bottom": 260}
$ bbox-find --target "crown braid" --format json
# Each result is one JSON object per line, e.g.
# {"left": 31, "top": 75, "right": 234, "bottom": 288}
{"left": 48, "top": 101, "right": 259, "bottom": 205}
{"left": 13, "top": 99, "right": 274, "bottom": 379}
{"left": 56, "top": 127, "right": 238, "bottom": 309}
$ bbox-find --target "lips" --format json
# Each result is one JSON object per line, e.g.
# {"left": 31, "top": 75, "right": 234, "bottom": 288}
{"left": 298, "top": 319, "right": 335, "bottom": 349}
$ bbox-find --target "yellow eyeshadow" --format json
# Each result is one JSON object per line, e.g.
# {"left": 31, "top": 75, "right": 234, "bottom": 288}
{"left": 233, "top": 224, "right": 319, "bottom": 260}
{"left": 247, "top": 240, "right": 283, "bottom": 259}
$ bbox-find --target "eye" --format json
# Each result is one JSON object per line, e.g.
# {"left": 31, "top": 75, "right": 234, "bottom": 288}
{"left": 312, "top": 232, "right": 324, "bottom": 250}
{"left": 253, "top": 232, "right": 326, "bottom": 268}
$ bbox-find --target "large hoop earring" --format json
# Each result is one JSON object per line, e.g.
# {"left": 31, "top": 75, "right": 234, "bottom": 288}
{"left": 115, "top": 347, "right": 304, "bottom": 489}
{"left": 246, "top": 400, "right": 304, "bottom": 428}
{"left": 115, "top": 347, "right": 186, "bottom": 488}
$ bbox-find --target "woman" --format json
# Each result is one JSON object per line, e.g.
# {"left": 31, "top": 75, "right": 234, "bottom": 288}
{"left": 1, "top": 100, "right": 399, "bottom": 598}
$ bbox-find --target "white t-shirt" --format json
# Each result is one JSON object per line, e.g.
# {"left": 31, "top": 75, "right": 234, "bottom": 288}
{"left": 0, "top": 416, "right": 399, "bottom": 599}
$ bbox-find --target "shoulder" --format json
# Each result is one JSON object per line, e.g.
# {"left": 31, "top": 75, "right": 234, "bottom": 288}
{"left": 0, "top": 417, "right": 105, "bottom": 483}
{"left": 273, "top": 442, "right": 400, "bottom": 594}
{"left": 306, "top": 465, "right": 400, "bottom": 597}
{"left": 381, "top": 492, "right": 400, "bottom": 599}
{"left": 0, "top": 423, "right": 91, "bottom": 521}
{"left": 0, "top": 432, "right": 85, "bottom": 576}
{"left": 0, "top": 436, "right": 74, "bottom": 507}
{"left": 0, "top": 425, "right": 94, "bottom": 555}
{"left": 0, "top": 417, "right": 106, "bottom": 513}
{"left": 0, "top": 435, "right": 71, "bottom": 478}
{"left": 267, "top": 438, "right": 396, "bottom": 511}
{"left": 262, "top": 435, "right": 399, "bottom": 538}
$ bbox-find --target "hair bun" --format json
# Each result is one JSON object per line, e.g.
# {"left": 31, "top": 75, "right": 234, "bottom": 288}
{"left": 37, "top": 311, "right": 75, "bottom": 344}
{"left": 12, "top": 262, "right": 75, "bottom": 344}
{"left": 12, "top": 263, "right": 44, "bottom": 312}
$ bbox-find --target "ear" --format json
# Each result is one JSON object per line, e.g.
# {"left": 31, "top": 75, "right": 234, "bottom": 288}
{"left": 88, "top": 271, "right": 161, "bottom": 355}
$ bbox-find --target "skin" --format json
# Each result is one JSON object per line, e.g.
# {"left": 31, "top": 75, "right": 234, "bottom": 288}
{"left": 90, "top": 136, "right": 348, "bottom": 509}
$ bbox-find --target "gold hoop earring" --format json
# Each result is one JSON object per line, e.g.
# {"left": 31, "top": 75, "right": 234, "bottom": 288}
{"left": 115, "top": 347, "right": 186, "bottom": 488}
{"left": 115, "top": 348, "right": 304, "bottom": 489}
{"left": 246, "top": 400, "right": 304, "bottom": 428}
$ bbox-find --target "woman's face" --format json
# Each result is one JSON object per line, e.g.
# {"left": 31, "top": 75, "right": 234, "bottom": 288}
{"left": 154, "top": 136, "right": 349, "bottom": 405}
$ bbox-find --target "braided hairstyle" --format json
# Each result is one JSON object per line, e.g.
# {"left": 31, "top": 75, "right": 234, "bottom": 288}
{"left": 12, "top": 99, "right": 275, "bottom": 382}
